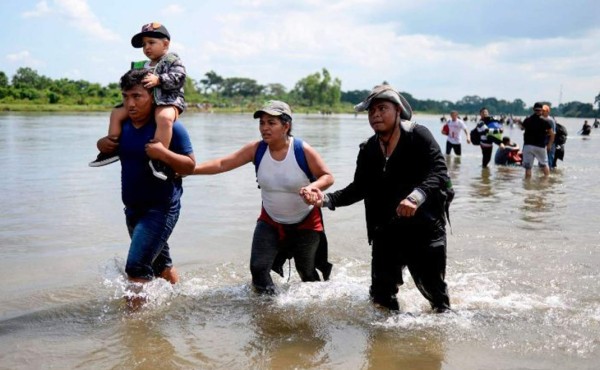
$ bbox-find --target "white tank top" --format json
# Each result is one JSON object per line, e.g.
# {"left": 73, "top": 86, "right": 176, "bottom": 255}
{"left": 257, "top": 137, "right": 313, "bottom": 224}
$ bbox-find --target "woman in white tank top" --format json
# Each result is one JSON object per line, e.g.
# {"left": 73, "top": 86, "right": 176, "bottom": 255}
{"left": 192, "top": 100, "right": 334, "bottom": 294}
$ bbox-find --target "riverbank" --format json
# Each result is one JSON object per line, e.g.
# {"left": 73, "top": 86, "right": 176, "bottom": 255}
{"left": 0, "top": 102, "right": 358, "bottom": 114}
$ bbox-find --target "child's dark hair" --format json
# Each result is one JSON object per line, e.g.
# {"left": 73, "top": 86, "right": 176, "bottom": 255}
{"left": 120, "top": 69, "right": 151, "bottom": 91}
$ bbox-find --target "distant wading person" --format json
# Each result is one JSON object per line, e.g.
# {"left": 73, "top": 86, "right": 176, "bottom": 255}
{"left": 475, "top": 107, "right": 503, "bottom": 167}
{"left": 192, "top": 100, "right": 334, "bottom": 295}
{"left": 311, "top": 85, "right": 452, "bottom": 312}
{"left": 520, "top": 102, "right": 554, "bottom": 178}
{"left": 580, "top": 120, "right": 592, "bottom": 136}
{"left": 94, "top": 69, "right": 196, "bottom": 308}
{"left": 494, "top": 136, "right": 522, "bottom": 166}
{"left": 442, "top": 110, "right": 470, "bottom": 156}
{"left": 541, "top": 105, "right": 557, "bottom": 169}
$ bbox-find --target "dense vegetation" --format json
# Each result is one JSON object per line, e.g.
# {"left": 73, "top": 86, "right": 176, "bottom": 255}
{"left": 0, "top": 67, "right": 598, "bottom": 117}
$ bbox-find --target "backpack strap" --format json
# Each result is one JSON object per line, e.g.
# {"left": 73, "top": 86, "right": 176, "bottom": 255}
{"left": 254, "top": 137, "right": 315, "bottom": 182}
{"left": 254, "top": 140, "right": 268, "bottom": 176}
{"left": 293, "top": 138, "right": 316, "bottom": 182}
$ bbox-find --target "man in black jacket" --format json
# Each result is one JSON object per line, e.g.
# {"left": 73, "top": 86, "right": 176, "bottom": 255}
{"left": 310, "top": 85, "right": 452, "bottom": 312}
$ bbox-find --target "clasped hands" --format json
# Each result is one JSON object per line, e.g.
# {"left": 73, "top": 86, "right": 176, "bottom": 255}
{"left": 96, "top": 136, "right": 166, "bottom": 161}
{"left": 299, "top": 186, "right": 324, "bottom": 207}
{"left": 299, "top": 186, "right": 417, "bottom": 217}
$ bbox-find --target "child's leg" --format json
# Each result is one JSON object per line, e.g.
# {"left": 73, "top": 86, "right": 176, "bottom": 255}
{"left": 89, "top": 106, "right": 127, "bottom": 167}
{"left": 154, "top": 106, "right": 178, "bottom": 148}
{"left": 108, "top": 106, "right": 128, "bottom": 140}
{"left": 148, "top": 106, "right": 178, "bottom": 180}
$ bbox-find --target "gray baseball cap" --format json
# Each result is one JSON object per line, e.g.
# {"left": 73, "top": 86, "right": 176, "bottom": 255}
{"left": 253, "top": 100, "right": 292, "bottom": 119}
{"left": 354, "top": 85, "right": 413, "bottom": 120}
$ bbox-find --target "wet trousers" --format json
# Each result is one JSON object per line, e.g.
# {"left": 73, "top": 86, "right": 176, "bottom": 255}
{"left": 481, "top": 145, "right": 493, "bottom": 167}
{"left": 250, "top": 220, "right": 321, "bottom": 293}
{"left": 370, "top": 224, "right": 450, "bottom": 311}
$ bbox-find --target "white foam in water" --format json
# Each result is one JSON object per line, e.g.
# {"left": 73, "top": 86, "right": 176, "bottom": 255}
{"left": 95, "top": 256, "right": 598, "bottom": 358}
{"left": 178, "top": 277, "right": 211, "bottom": 297}
{"left": 275, "top": 276, "right": 369, "bottom": 308}
{"left": 591, "top": 306, "right": 600, "bottom": 322}
{"left": 99, "top": 257, "right": 177, "bottom": 311}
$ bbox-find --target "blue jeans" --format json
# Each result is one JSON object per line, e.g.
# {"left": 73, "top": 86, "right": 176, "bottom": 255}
{"left": 250, "top": 220, "right": 320, "bottom": 293}
{"left": 547, "top": 144, "right": 556, "bottom": 169}
{"left": 124, "top": 201, "right": 180, "bottom": 280}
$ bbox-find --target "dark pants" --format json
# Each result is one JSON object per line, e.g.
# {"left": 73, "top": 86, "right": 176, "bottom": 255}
{"left": 481, "top": 145, "right": 493, "bottom": 167}
{"left": 370, "top": 222, "right": 450, "bottom": 311}
{"left": 445, "top": 141, "right": 462, "bottom": 156}
{"left": 250, "top": 220, "right": 320, "bottom": 293}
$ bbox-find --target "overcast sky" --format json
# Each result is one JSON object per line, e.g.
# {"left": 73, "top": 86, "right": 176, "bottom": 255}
{"left": 1, "top": 0, "right": 599, "bottom": 107}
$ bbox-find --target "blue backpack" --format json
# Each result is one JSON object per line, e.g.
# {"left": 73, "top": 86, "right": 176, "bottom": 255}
{"left": 254, "top": 137, "right": 316, "bottom": 183}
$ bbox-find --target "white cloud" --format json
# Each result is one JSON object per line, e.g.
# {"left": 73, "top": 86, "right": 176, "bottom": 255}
{"left": 54, "top": 0, "right": 119, "bottom": 42}
{"left": 5, "top": 50, "right": 44, "bottom": 68}
{"left": 22, "top": 0, "right": 51, "bottom": 18}
{"left": 163, "top": 4, "right": 185, "bottom": 15}
{"left": 202, "top": 3, "right": 600, "bottom": 105}
{"left": 22, "top": 0, "right": 119, "bottom": 42}
{"left": 12, "top": 0, "right": 600, "bottom": 105}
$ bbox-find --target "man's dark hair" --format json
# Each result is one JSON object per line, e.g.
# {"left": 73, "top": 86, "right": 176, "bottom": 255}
{"left": 119, "top": 69, "right": 151, "bottom": 91}
{"left": 479, "top": 107, "right": 488, "bottom": 114}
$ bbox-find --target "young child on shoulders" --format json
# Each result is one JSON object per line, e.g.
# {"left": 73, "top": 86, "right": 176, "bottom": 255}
{"left": 89, "top": 22, "right": 186, "bottom": 180}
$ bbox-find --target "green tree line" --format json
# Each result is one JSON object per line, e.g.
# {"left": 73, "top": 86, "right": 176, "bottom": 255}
{"left": 0, "top": 66, "right": 598, "bottom": 117}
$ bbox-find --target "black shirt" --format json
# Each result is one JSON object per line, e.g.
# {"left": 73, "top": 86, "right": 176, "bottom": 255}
{"left": 522, "top": 114, "right": 551, "bottom": 148}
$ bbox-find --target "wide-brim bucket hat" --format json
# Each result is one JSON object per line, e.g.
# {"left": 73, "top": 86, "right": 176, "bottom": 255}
{"left": 354, "top": 84, "right": 412, "bottom": 120}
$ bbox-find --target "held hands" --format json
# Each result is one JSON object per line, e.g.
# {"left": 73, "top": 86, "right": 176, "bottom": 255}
{"left": 299, "top": 186, "right": 324, "bottom": 206}
{"left": 396, "top": 198, "right": 418, "bottom": 218}
{"left": 97, "top": 136, "right": 119, "bottom": 153}
{"left": 142, "top": 74, "right": 160, "bottom": 89}
{"left": 145, "top": 139, "right": 167, "bottom": 160}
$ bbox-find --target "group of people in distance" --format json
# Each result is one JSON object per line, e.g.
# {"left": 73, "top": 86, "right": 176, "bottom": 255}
{"left": 91, "top": 23, "right": 452, "bottom": 313}
{"left": 442, "top": 103, "right": 565, "bottom": 177}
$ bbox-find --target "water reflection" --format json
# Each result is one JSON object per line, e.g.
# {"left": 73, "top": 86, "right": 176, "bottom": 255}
{"left": 115, "top": 316, "right": 193, "bottom": 370}
{"left": 245, "top": 301, "right": 327, "bottom": 369}
{"left": 364, "top": 326, "right": 445, "bottom": 370}
{"left": 445, "top": 156, "right": 461, "bottom": 178}
{"left": 469, "top": 167, "right": 494, "bottom": 199}
{"left": 519, "top": 176, "right": 557, "bottom": 225}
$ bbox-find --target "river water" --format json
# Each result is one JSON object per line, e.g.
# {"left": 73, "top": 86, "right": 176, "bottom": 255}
{"left": 0, "top": 112, "right": 598, "bottom": 369}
